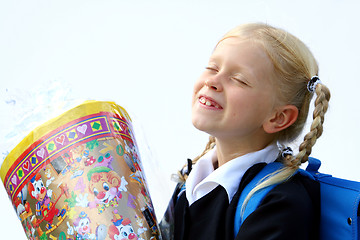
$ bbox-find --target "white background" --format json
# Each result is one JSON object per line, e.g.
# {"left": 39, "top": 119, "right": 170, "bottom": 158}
{"left": 1, "top": 0, "right": 360, "bottom": 239}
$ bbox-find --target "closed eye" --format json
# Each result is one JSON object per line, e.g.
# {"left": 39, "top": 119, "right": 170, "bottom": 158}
{"left": 231, "top": 76, "right": 250, "bottom": 87}
{"left": 205, "top": 65, "right": 218, "bottom": 73}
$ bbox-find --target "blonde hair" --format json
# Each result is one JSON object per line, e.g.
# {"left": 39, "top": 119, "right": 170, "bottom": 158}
{"left": 176, "top": 23, "right": 330, "bottom": 208}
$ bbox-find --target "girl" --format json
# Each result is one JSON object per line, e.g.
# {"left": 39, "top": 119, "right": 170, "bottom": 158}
{"left": 160, "top": 23, "right": 330, "bottom": 240}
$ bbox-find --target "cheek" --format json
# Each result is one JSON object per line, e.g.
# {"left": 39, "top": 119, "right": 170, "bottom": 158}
{"left": 193, "top": 75, "right": 205, "bottom": 94}
{"left": 110, "top": 187, "right": 118, "bottom": 195}
{"left": 192, "top": 80, "right": 205, "bottom": 107}
{"left": 234, "top": 92, "right": 274, "bottom": 122}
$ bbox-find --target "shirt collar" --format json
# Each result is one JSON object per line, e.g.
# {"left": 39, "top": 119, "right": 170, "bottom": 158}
{"left": 186, "top": 143, "right": 280, "bottom": 206}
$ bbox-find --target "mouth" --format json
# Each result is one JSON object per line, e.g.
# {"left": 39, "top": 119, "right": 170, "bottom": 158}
{"left": 101, "top": 194, "right": 116, "bottom": 204}
{"left": 198, "top": 96, "right": 223, "bottom": 109}
{"left": 101, "top": 196, "right": 110, "bottom": 204}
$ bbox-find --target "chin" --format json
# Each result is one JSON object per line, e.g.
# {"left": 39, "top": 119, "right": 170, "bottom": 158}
{"left": 191, "top": 116, "right": 203, "bottom": 130}
{"left": 192, "top": 118, "right": 214, "bottom": 135}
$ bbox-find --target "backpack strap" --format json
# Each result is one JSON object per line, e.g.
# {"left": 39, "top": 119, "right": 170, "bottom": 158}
{"left": 233, "top": 161, "right": 284, "bottom": 237}
{"left": 234, "top": 161, "right": 316, "bottom": 236}
{"left": 177, "top": 182, "right": 186, "bottom": 201}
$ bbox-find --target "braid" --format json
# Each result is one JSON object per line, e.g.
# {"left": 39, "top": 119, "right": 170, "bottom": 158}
{"left": 172, "top": 136, "right": 216, "bottom": 183}
{"left": 241, "top": 82, "right": 331, "bottom": 217}
{"left": 288, "top": 83, "right": 331, "bottom": 167}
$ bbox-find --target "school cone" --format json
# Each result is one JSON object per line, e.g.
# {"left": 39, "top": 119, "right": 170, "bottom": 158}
{"left": 0, "top": 101, "right": 161, "bottom": 240}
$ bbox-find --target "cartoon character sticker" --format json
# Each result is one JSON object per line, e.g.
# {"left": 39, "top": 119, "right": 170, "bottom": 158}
{"left": 67, "top": 211, "right": 96, "bottom": 239}
{"left": 27, "top": 173, "right": 67, "bottom": 230}
{"left": 108, "top": 210, "right": 144, "bottom": 240}
{"left": 76, "top": 166, "right": 128, "bottom": 214}
{"left": 3, "top": 103, "right": 161, "bottom": 239}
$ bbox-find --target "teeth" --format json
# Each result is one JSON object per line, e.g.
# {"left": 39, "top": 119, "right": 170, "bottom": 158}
{"left": 199, "top": 97, "right": 221, "bottom": 109}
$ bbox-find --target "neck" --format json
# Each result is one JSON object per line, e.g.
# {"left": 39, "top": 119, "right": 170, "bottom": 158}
{"left": 214, "top": 136, "right": 275, "bottom": 167}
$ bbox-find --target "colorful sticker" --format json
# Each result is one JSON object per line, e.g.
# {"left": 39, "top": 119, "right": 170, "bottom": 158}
{"left": 1, "top": 101, "right": 160, "bottom": 240}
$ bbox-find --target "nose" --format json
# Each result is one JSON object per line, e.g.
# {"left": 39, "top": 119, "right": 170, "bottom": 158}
{"left": 128, "top": 233, "right": 136, "bottom": 239}
{"left": 40, "top": 187, "right": 46, "bottom": 194}
{"left": 205, "top": 77, "right": 223, "bottom": 91}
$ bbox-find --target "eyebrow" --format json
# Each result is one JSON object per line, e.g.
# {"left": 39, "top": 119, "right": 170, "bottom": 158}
{"left": 233, "top": 66, "right": 257, "bottom": 82}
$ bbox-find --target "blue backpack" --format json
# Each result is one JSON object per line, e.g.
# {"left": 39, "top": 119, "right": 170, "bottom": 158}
{"left": 235, "top": 157, "right": 360, "bottom": 239}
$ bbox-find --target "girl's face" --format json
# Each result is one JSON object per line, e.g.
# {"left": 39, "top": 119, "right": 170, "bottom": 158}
{"left": 192, "top": 37, "right": 278, "bottom": 145}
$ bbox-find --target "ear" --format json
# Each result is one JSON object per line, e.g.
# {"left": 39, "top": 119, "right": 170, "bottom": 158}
{"left": 109, "top": 172, "right": 120, "bottom": 187}
{"left": 263, "top": 105, "right": 299, "bottom": 134}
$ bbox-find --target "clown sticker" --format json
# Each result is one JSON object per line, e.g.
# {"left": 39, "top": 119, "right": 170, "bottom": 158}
{"left": 1, "top": 101, "right": 160, "bottom": 239}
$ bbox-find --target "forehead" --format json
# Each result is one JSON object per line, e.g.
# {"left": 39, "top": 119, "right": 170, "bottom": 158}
{"left": 80, "top": 218, "right": 89, "bottom": 223}
{"left": 211, "top": 37, "right": 274, "bottom": 82}
{"left": 213, "top": 37, "right": 271, "bottom": 64}
{"left": 120, "top": 225, "right": 131, "bottom": 232}
{"left": 34, "top": 179, "right": 43, "bottom": 185}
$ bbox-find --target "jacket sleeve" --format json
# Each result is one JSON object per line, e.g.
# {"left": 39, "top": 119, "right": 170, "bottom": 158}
{"left": 159, "top": 182, "right": 185, "bottom": 240}
{"left": 235, "top": 174, "right": 320, "bottom": 240}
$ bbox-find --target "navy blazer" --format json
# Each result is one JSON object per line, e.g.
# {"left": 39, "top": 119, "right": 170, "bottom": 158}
{"left": 160, "top": 162, "right": 320, "bottom": 240}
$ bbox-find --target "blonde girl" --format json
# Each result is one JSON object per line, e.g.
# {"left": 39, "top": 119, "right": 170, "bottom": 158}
{"left": 160, "top": 23, "right": 330, "bottom": 240}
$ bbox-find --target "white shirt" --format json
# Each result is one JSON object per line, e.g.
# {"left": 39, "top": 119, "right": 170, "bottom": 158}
{"left": 186, "top": 144, "right": 280, "bottom": 206}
